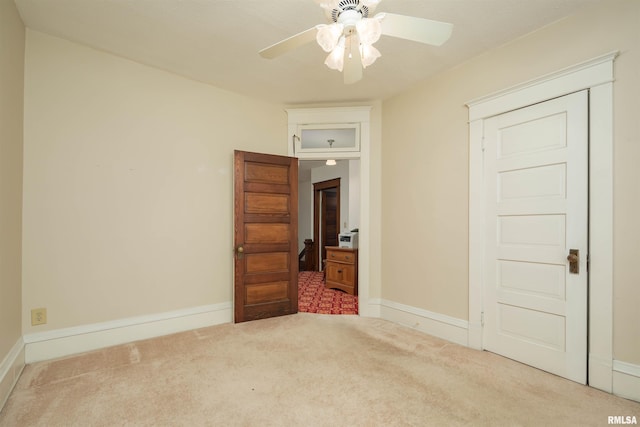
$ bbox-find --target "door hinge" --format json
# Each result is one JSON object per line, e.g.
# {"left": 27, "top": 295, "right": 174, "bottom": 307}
{"left": 481, "top": 136, "right": 486, "bottom": 152}
{"left": 481, "top": 311, "right": 484, "bottom": 327}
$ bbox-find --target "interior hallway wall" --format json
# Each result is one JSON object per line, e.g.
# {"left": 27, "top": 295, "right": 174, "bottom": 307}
{"left": 381, "top": 0, "right": 640, "bottom": 364}
{"left": 348, "top": 159, "right": 360, "bottom": 232}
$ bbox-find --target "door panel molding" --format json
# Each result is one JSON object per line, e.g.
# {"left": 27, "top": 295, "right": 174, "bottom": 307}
{"left": 234, "top": 150, "right": 298, "bottom": 323}
{"left": 483, "top": 91, "right": 588, "bottom": 383}
{"left": 467, "top": 52, "right": 616, "bottom": 392}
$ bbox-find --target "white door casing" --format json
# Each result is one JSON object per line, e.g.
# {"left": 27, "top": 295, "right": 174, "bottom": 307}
{"left": 286, "top": 106, "right": 375, "bottom": 316}
{"left": 483, "top": 91, "right": 588, "bottom": 383}
{"left": 467, "top": 52, "right": 616, "bottom": 392}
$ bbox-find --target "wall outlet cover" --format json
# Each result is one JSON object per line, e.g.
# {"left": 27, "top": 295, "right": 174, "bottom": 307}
{"left": 31, "top": 308, "right": 47, "bottom": 326}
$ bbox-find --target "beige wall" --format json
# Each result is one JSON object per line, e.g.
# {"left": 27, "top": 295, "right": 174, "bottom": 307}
{"left": 0, "top": 0, "right": 25, "bottom": 361}
{"left": 368, "top": 101, "right": 382, "bottom": 300}
{"left": 381, "top": 0, "right": 640, "bottom": 363}
{"left": 22, "top": 30, "right": 287, "bottom": 333}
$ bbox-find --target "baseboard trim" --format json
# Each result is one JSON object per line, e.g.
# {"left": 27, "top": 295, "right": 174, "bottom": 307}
{"left": 23, "top": 302, "right": 232, "bottom": 363}
{"left": 589, "top": 353, "right": 613, "bottom": 393}
{"left": 613, "top": 360, "right": 640, "bottom": 402}
{"left": 360, "top": 298, "right": 382, "bottom": 318}
{"left": 378, "top": 299, "right": 469, "bottom": 346}
{"left": 0, "top": 337, "right": 25, "bottom": 411}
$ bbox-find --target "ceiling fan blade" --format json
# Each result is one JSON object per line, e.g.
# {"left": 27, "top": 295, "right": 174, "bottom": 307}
{"left": 343, "top": 37, "right": 362, "bottom": 84}
{"left": 379, "top": 12, "right": 453, "bottom": 46}
{"left": 259, "top": 26, "right": 319, "bottom": 59}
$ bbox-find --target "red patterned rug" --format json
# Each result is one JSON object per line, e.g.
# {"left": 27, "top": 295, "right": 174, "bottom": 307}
{"left": 298, "top": 271, "right": 358, "bottom": 315}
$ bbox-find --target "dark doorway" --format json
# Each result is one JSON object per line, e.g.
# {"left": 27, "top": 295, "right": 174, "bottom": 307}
{"left": 313, "top": 178, "right": 340, "bottom": 270}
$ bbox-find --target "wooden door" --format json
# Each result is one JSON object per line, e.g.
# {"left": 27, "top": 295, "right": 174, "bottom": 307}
{"left": 322, "top": 189, "right": 339, "bottom": 248}
{"left": 234, "top": 150, "right": 298, "bottom": 323}
{"left": 483, "top": 91, "right": 588, "bottom": 383}
{"left": 313, "top": 179, "right": 340, "bottom": 270}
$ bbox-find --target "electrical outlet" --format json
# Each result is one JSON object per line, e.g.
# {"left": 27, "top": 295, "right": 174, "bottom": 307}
{"left": 31, "top": 308, "right": 47, "bottom": 326}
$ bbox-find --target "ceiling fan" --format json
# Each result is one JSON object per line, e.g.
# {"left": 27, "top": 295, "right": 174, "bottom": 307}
{"left": 259, "top": 0, "right": 453, "bottom": 84}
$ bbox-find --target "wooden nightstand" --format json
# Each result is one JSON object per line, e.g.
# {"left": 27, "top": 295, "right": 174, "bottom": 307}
{"left": 325, "top": 246, "right": 358, "bottom": 296}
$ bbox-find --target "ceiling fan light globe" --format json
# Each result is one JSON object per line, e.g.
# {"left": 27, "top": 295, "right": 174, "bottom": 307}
{"left": 356, "top": 17, "right": 382, "bottom": 45}
{"left": 359, "top": 43, "right": 381, "bottom": 68}
{"left": 324, "top": 37, "right": 346, "bottom": 72}
{"left": 316, "top": 24, "right": 344, "bottom": 52}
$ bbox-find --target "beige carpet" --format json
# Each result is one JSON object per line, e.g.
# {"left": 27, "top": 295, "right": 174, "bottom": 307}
{"left": 1, "top": 313, "right": 638, "bottom": 426}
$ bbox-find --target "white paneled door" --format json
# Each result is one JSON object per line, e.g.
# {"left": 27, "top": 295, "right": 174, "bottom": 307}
{"left": 483, "top": 91, "right": 588, "bottom": 383}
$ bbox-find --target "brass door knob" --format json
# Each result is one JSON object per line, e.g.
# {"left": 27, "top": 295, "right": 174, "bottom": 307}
{"left": 567, "top": 249, "right": 579, "bottom": 274}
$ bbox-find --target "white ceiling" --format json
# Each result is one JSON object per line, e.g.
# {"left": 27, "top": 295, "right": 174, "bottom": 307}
{"left": 14, "top": 0, "right": 603, "bottom": 105}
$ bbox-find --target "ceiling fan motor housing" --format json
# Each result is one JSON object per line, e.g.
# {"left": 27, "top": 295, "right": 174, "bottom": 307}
{"left": 328, "top": 0, "right": 372, "bottom": 22}
{"left": 338, "top": 9, "right": 362, "bottom": 34}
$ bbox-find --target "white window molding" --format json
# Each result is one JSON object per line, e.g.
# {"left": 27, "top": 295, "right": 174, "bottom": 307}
{"left": 287, "top": 106, "right": 371, "bottom": 160}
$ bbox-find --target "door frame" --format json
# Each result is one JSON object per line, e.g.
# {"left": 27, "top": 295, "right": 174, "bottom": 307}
{"left": 287, "top": 106, "right": 375, "bottom": 316}
{"left": 467, "top": 52, "right": 617, "bottom": 393}
{"left": 314, "top": 178, "right": 341, "bottom": 270}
